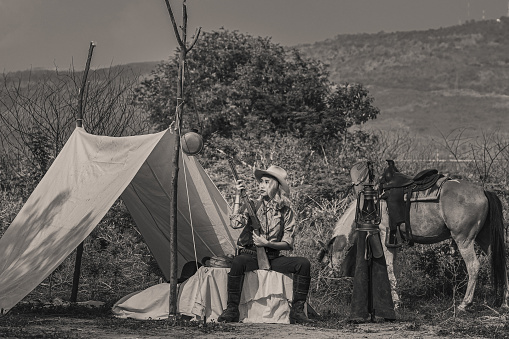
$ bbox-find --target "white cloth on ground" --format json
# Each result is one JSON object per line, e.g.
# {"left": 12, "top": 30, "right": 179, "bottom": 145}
{"left": 112, "top": 267, "right": 294, "bottom": 323}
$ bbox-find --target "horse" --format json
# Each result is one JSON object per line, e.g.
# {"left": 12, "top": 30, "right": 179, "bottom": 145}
{"left": 323, "top": 162, "right": 508, "bottom": 312}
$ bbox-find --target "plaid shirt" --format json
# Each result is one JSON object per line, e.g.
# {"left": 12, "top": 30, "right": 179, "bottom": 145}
{"left": 230, "top": 197, "right": 296, "bottom": 249}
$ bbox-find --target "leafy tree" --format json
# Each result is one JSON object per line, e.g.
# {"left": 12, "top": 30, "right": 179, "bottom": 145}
{"left": 291, "top": 83, "right": 380, "bottom": 148}
{"left": 135, "top": 29, "right": 379, "bottom": 147}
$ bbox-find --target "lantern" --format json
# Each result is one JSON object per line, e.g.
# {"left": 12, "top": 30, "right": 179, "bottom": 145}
{"left": 181, "top": 130, "right": 204, "bottom": 155}
{"left": 355, "top": 184, "right": 381, "bottom": 231}
{"left": 354, "top": 161, "right": 381, "bottom": 230}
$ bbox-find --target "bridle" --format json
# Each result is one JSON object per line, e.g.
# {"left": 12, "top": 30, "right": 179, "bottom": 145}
{"left": 323, "top": 161, "right": 376, "bottom": 272}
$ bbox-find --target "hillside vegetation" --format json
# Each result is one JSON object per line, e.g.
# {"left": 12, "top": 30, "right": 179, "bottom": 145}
{"left": 297, "top": 17, "right": 509, "bottom": 139}
{"left": 5, "top": 18, "right": 508, "bottom": 140}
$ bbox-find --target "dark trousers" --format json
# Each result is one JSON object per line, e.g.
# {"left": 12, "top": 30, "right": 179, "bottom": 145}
{"left": 229, "top": 253, "right": 311, "bottom": 277}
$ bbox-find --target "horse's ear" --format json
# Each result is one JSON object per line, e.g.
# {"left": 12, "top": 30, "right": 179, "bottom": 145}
{"left": 317, "top": 248, "right": 327, "bottom": 263}
{"left": 316, "top": 240, "right": 330, "bottom": 263}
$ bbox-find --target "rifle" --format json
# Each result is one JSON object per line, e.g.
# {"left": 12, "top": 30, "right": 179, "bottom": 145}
{"left": 227, "top": 158, "right": 271, "bottom": 270}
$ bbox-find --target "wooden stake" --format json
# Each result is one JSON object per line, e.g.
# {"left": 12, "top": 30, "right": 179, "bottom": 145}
{"left": 70, "top": 41, "right": 96, "bottom": 303}
{"left": 163, "top": 0, "right": 201, "bottom": 316}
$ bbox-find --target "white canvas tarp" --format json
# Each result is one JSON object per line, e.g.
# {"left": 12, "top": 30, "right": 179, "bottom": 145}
{"left": 112, "top": 267, "right": 294, "bottom": 323}
{"left": 0, "top": 127, "right": 240, "bottom": 313}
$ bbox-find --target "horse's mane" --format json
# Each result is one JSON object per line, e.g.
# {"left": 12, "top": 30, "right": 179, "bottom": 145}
{"left": 350, "top": 161, "right": 369, "bottom": 186}
{"left": 331, "top": 200, "right": 357, "bottom": 239}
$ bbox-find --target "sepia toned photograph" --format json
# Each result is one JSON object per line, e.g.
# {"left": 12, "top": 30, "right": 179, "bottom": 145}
{"left": 1, "top": 1, "right": 509, "bottom": 338}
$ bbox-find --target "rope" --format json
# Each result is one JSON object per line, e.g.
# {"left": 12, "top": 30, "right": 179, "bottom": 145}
{"left": 174, "top": 59, "right": 186, "bottom": 132}
{"left": 176, "top": 56, "right": 197, "bottom": 266}
{"left": 180, "top": 147, "right": 207, "bottom": 323}
{"left": 180, "top": 148, "right": 200, "bottom": 272}
{"left": 174, "top": 99, "right": 184, "bottom": 131}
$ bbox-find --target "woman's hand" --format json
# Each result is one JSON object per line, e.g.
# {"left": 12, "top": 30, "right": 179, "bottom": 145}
{"left": 232, "top": 179, "right": 245, "bottom": 214}
{"left": 235, "top": 179, "right": 246, "bottom": 192}
{"left": 252, "top": 232, "right": 269, "bottom": 247}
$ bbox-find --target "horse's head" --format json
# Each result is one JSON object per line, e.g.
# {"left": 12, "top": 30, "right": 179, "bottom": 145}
{"left": 320, "top": 161, "right": 380, "bottom": 275}
{"left": 320, "top": 201, "right": 358, "bottom": 275}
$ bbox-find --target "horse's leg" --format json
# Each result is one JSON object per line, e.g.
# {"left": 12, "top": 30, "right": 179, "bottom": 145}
{"left": 502, "top": 273, "right": 509, "bottom": 310}
{"left": 438, "top": 181, "right": 491, "bottom": 311}
{"left": 384, "top": 246, "right": 401, "bottom": 308}
{"left": 493, "top": 239, "right": 509, "bottom": 310}
{"left": 455, "top": 240, "right": 481, "bottom": 311}
{"left": 380, "top": 227, "right": 400, "bottom": 307}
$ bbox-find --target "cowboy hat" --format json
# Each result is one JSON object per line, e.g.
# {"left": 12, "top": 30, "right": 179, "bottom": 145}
{"left": 254, "top": 165, "right": 290, "bottom": 195}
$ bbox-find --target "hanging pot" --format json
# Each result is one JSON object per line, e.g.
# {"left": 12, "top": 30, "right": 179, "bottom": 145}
{"left": 181, "top": 130, "right": 204, "bottom": 155}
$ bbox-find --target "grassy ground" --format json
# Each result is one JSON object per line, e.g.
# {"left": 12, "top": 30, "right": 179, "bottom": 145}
{"left": 1, "top": 298, "right": 509, "bottom": 339}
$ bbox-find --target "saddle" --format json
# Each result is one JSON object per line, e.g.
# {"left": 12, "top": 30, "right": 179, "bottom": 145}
{"left": 380, "top": 160, "right": 444, "bottom": 248}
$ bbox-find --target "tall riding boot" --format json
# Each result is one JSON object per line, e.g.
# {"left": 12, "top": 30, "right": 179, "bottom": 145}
{"left": 217, "top": 274, "right": 244, "bottom": 322}
{"left": 290, "top": 274, "right": 313, "bottom": 324}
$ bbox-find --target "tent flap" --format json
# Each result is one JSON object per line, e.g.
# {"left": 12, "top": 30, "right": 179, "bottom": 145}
{"left": 121, "top": 130, "right": 240, "bottom": 280}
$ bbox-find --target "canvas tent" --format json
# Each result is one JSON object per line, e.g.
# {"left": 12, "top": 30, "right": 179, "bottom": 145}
{"left": 0, "top": 127, "right": 241, "bottom": 314}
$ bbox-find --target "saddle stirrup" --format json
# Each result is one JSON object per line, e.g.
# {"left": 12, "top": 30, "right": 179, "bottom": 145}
{"left": 385, "top": 226, "right": 403, "bottom": 248}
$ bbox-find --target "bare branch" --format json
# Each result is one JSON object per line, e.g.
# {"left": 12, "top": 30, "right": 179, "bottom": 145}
{"left": 187, "top": 27, "right": 202, "bottom": 51}
{"left": 0, "top": 65, "right": 150, "bottom": 176}
{"left": 163, "top": 0, "right": 185, "bottom": 48}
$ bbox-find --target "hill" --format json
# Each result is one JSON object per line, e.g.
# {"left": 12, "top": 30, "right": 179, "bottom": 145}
{"left": 2, "top": 61, "right": 160, "bottom": 83}
{"left": 4, "top": 19, "right": 509, "bottom": 142}
{"left": 297, "top": 17, "right": 509, "bottom": 140}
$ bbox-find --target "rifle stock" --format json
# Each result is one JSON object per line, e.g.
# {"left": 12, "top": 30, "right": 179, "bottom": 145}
{"left": 228, "top": 159, "right": 271, "bottom": 270}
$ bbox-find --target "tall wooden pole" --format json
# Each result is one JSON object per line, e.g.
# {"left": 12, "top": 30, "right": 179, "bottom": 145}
{"left": 77, "top": 42, "right": 96, "bottom": 128}
{"left": 163, "top": 0, "right": 200, "bottom": 316}
{"left": 70, "top": 41, "right": 96, "bottom": 302}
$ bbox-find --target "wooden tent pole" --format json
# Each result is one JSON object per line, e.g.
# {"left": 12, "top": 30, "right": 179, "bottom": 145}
{"left": 163, "top": 0, "right": 200, "bottom": 316}
{"left": 70, "top": 41, "right": 96, "bottom": 302}
{"left": 76, "top": 42, "right": 96, "bottom": 128}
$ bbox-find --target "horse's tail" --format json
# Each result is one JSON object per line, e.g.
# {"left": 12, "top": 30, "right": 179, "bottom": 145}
{"left": 484, "top": 190, "right": 507, "bottom": 305}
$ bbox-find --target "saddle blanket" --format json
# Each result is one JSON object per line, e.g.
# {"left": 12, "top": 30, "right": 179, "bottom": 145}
{"left": 404, "top": 177, "right": 448, "bottom": 202}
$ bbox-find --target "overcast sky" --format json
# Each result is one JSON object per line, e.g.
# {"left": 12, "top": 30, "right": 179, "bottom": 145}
{"left": 1, "top": 0, "right": 508, "bottom": 72}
